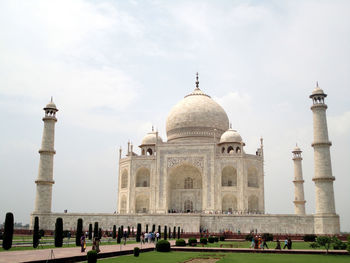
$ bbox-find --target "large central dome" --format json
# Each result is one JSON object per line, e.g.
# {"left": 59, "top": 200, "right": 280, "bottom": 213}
{"left": 166, "top": 83, "right": 229, "bottom": 143}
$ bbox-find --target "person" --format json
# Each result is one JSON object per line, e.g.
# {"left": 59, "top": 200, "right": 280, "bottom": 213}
{"left": 262, "top": 237, "right": 268, "bottom": 249}
{"left": 283, "top": 237, "right": 288, "bottom": 249}
{"left": 275, "top": 239, "right": 281, "bottom": 249}
{"left": 141, "top": 232, "right": 145, "bottom": 244}
{"left": 156, "top": 232, "right": 160, "bottom": 242}
{"left": 144, "top": 232, "right": 148, "bottom": 243}
{"left": 258, "top": 236, "right": 262, "bottom": 249}
{"left": 123, "top": 231, "right": 127, "bottom": 245}
{"left": 80, "top": 235, "right": 86, "bottom": 252}
{"left": 287, "top": 238, "right": 292, "bottom": 249}
{"left": 250, "top": 237, "right": 255, "bottom": 249}
{"left": 254, "top": 236, "right": 259, "bottom": 249}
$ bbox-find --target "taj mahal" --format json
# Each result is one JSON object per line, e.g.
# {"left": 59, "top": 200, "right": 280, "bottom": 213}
{"left": 30, "top": 74, "right": 340, "bottom": 235}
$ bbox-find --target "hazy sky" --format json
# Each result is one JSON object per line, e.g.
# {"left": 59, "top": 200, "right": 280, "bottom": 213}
{"left": 1, "top": 0, "right": 349, "bottom": 232}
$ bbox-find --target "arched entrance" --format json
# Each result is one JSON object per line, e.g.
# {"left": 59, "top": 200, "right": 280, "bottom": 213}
{"left": 168, "top": 164, "right": 202, "bottom": 213}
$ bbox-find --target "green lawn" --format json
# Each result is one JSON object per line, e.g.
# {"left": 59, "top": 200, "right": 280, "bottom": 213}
{"left": 93, "top": 251, "right": 350, "bottom": 263}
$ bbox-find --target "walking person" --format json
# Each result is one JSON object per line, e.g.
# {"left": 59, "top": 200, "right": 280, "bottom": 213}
{"left": 287, "top": 238, "right": 292, "bottom": 249}
{"left": 262, "top": 237, "right": 268, "bottom": 249}
{"left": 156, "top": 232, "right": 160, "bottom": 242}
{"left": 283, "top": 237, "right": 288, "bottom": 249}
{"left": 123, "top": 231, "right": 127, "bottom": 245}
{"left": 141, "top": 232, "right": 145, "bottom": 244}
{"left": 250, "top": 237, "right": 255, "bottom": 249}
{"left": 80, "top": 235, "right": 86, "bottom": 252}
{"left": 275, "top": 239, "right": 281, "bottom": 250}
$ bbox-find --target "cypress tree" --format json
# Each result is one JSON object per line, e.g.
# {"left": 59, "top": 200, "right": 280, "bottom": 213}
{"left": 98, "top": 228, "right": 102, "bottom": 239}
{"left": 173, "top": 226, "right": 176, "bottom": 240}
{"left": 136, "top": 223, "right": 141, "bottom": 242}
{"left": 146, "top": 224, "right": 148, "bottom": 233}
{"left": 112, "top": 225, "right": 116, "bottom": 239}
{"left": 127, "top": 226, "right": 130, "bottom": 236}
{"left": 168, "top": 226, "right": 171, "bottom": 239}
{"left": 54, "top": 217, "right": 63, "bottom": 247}
{"left": 158, "top": 225, "right": 161, "bottom": 239}
{"left": 152, "top": 224, "right": 156, "bottom": 233}
{"left": 177, "top": 227, "right": 180, "bottom": 239}
{"left": 33, "top": 216, "right": 39, "bottom": 248}
{"left": 75, "top": 218, "right": 83, "bottom": 246}
{"left": 88, "top": 224, "right": 92, "bottom": 240}
{"left": 2, "top": 212, "right": 14, "bottom": 250}
{"left": 117, "top": 227, "right": 121, "bottom": 244}
{"left": 132, "top": 226, "right": 134, "bottom": 236}
{"left": 121, "top": 225, "right": 124, "bottom": 234}
{"left": 93, "top": 222, "right": 98, "bottom": 238}
{"left": 164, "top": 226, "right": 167, "bottom": 240}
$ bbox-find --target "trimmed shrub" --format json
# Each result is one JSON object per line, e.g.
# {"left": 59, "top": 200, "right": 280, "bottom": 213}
{"left": 136, "top": 223, "right": 141, "bottom": 242}
{"left": 98, "top": 228, "right": 102, "bottom": 239}
{"left": 177, "top": 227, "right": 180, "bottom": 239}
{"left": 173, "top": 226, "right": 176, "bottom": 239}
{"left": 33, "top": 217, "right": 39, "bottom": 248}
{"left": 175, "top": 239, "right": 186, "bottom": 246}
{"left": 152, "top": 224, "right": 156, "bottom": 233}
{"left": 303, "top": 234, "right": 317, "bottom": 242}
{"left": 332, "top": 236, "right": 347, "bottom": 250}
{"left": 164, "top": 226, "right": 167, "bottom": 240}
{"left": 2, "top": 212, "right": 14, "bottom": 250}
{"left": 112, "top": 225, "right": 116, "bottom": 239}
{"left": 168, "top": 226, "right": 171, "bottom": 239}
{"left": 54, "top": 217, "right": 63, "bottom": 247}
{"left": 310, "top": 242, "right": 320, "bottom": 249}
{"left": 188, "top": 237, "right": 197, "bottom": 246}
{"left": 200, "top": 237, "right": 207, "bottom": 244}
{"left": 214, "top": 236, "right": 219, "bottom": 242}
{"left": 158, "top": 225, "right": 161, "bottom": 239}
{"left": 128, "top": 226, "right": 130, "bottom": 236}
{"left": 93, "top": 222, "right": 98, "bottom": 239}
{"left": 156, "top": 240, "right": 170, "bottom": 252}
{"left": 208, "top": 236, "right": 215, "bottom": 243}
{"left": 134, "top": 247, "right": 140, "bottom": 257}
{"left": 146, "top": 224, "right": 149, "bottom": 233}
{"left": 87, "top": 250, "right": 98, "bottom": 263}
{"left": 347, "top": 235, "right": 350, "bottom": 253}
{"left": 76, "top": 218, "right": 83, "bottom": 246}
{"left": 117, "top": 227, "right": 121, "bottom": 244}
{"left": 245, "top": 234, "right": 253, "bottom": 241}
{"left": 88, "top": 224, "right": 93, "bottom": 240}
{"left": 220, "top": 236, "right": 225, "bottom": 241}
{"left": 262, "top": 233, "right": 273, "bottom": 242}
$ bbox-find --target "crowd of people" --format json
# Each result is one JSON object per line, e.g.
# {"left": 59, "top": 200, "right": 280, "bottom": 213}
{"left": 249, "top": 235, "right": 293, "bottom": 250}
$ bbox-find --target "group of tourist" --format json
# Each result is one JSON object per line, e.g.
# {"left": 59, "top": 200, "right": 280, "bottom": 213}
{"left": 249, "top": 236, "right": 293, "bottom": 250}
{"left": 141, "top": 232, "right": 160, "bottom": 243}
{"left": 80, "top": 235, "right": 100, "bottom": 253}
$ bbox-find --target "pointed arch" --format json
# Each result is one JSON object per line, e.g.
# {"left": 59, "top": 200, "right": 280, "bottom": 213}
{"left": 136, "top": 167, "right": 150, "bottom": 187}
{"left": 121, "top": 170, "right": 128, "bottom": 188}
{"left": 222, "top": 166, "right": 237, "bottom": 186}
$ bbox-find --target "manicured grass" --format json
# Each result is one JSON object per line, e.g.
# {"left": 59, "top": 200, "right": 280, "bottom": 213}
{"left": 93, "top": 251, "right": 350, "bottom": 263}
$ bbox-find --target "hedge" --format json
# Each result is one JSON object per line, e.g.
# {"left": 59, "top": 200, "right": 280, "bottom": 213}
{"left": 175, "top": 239, "right": 186, "bottom": 246}
{"left": 156, "top": 240, "right": 170, "bottom": 252}
{"left": 188, "top": 237, "right": 197, "bottom": 246}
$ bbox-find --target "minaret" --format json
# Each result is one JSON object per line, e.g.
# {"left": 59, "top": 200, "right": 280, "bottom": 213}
{"left": 310, "top": 83, "right": 340, "bottom": 234}
{"left": 292, "top": 145, "right": 306, "bottom": 215}
{"left": 34, "top": 98, "right": 58, "bottom": 213}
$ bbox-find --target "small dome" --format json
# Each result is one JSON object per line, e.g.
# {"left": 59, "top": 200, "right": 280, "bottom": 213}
{"left": 312, "top": 87, "right": 325, "bottom": 95}
{"left": 293, "top": 145, "right": 302, "bottom": 152}
{"left": 44, "top": 98, "right": 57, "bottom": 110}
{"left": 141, "top": 132, "right": 163, "bottom": 145}
{"left": 220, "top": 129, "right": 242, "bottom": 143}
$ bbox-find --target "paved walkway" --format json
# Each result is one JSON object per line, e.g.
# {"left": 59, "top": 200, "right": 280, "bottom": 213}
{"left": 0, "top": 242, "right": 159, "bottom": 263}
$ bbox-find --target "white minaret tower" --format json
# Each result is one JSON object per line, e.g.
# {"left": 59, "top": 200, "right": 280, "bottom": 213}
{"left": 33, "top": 98, "right": 58, "bottom": 214}
{"left": 310, "top": 83, "right": 340, "bottom": 234}
{"left": 292, "top": 145, "right": 306, "bottom": 215}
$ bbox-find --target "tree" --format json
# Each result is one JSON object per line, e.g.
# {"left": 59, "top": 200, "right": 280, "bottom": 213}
{"left": 152, "top": 224, "right": 156, "bottom": 233}
{"left": 136, "top": 223, "right": 141, "bottom": 242}
{"left": 158, "top": 225, "right": 161, "bottom": 239}
{"left": 94, "top": 222, "right": 98, "bottom": 239}
{"left": 2, "top": 212, "right": 14, "bottom": 250}
{"left": 146, "top": 224, "right": 149, "bottom": 233}
{"left": 98, "top": 228, "right": 102, "bottom": 239}
{"left": 54, "top": 217, "right": 63, "bottom": 247}
{"left": 168, "top": 226, "right": 171, "bottom": 239}
{"left": 112, "top": 225, "right": 117, "bottom": 239}
{"left": 75, "top": 218, "right": 83, "bottom": 246}
{"left": 127, "top": 226, "right": 130, "bottom": 236}
{"left": 164, "top": 226, "right": 167, "bottom": 240}
{"left": 316, "top": 236, "right": 333, "bottom": 254}
{"left": 121, "top": 225, "right": 124, "bottom": 235}
{"left": 117, "top": 227, "right": 121, "bottom": 244}
{"left": 177, "top": 227, "right": 180, "bottom": 239}
{"left": 173, "top": 226, "right": 176, "bottom": 239}
{"left": 33, "top": 216, "right": 39, "bottom": 248}
{"left": 88, "top": 224, "right": 93, "bottom": 240}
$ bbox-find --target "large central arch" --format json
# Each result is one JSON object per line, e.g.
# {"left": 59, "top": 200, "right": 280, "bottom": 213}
{"left": 168, "top": 164, "right": 202, "bottom": 213}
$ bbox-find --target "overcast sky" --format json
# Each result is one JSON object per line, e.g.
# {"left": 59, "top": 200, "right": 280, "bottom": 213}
{"left": 1, "top": 0, "right": 349, "bottom": 232}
